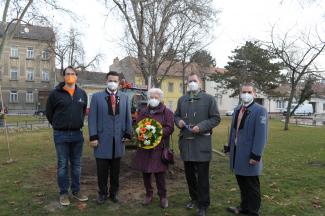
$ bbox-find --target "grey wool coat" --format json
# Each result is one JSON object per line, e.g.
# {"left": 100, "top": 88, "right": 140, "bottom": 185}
{"left": 174, "top": 91, "right": 221, "bottom": 162}
{"left": 88, "top": 89, "right": 132, "bottom": 159}
{"left": 227, "top": 102, "right": 268, "bottom": 176}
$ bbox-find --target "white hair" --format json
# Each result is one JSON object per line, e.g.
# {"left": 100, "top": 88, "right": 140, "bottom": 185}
{"left": 147, "top": 88, "right": 164, "bottom": 101}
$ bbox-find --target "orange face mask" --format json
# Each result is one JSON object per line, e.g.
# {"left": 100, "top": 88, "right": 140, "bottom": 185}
{"left": 64, "top": 75, "right": 77, "bottom": 85}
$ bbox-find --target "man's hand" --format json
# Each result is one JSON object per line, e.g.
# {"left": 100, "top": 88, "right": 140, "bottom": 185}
{"left": 89, "top": 140, "right": 98, "bottom": 148}
{"left": 191, "top": 125, "right": 200, "bottom": 133}
{"left": 249, "top": 159, "right": 259, "bottom": 165}
{"left": 178, "top": 120, "right": 186, "bottom": 128}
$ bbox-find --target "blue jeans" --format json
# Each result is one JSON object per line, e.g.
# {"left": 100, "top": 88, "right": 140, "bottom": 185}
{"left": 53, "top": 130, "right": 84, "bottom": 195}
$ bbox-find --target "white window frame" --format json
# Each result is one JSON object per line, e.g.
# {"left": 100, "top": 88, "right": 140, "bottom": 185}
{"left": 168, "top": 100, "right": 174, "bottom": 110}
{"left": 27, "top": 47, "right": 34, "bottom": 59}
{"left": 10, "top": 47, "right": 19, "bottom": 58}
{"left": 10, "top": 91, "right": 18, "bottom": 103}
{"left": 26, "top": 92, "right": 34, "bottom": 103}
{"left": 42, "top": 69, "right": 49, "bottom": 81}
{"left": 26, "top": 69, "right": 34, "bottom": 81}
{"left": 42, "top": 49, "right": 50, "bottom": 60}
{"left": 179, "top": 83, "right": 183, "bottom": 93}
{"left": 276, "top": 100, "right": 285, "bottom": 109}
{"left": 168, "top": 82, "right": 174, "bottom": 93}
{"left": 10, "top": 68, "right": 18, "bottom": 80}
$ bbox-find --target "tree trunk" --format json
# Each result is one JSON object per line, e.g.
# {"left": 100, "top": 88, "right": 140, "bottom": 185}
{"left": 284, "top": 85, "right": 296, "bottom": 130}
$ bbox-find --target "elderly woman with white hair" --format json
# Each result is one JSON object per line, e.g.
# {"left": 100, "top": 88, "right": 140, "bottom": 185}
{"left": 132, "top": 88, "right": 174, "bottom": 208}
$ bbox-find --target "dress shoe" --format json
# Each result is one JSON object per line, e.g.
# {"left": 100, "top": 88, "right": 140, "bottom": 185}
{"left": 227, "top": 206, "right": 249, "bottom": 215}
{"left": 197, "top": 208, "right": 207, "bottom": 216}
{"left": 160, "top": 197, "right": 168, "bottom": 208}
{"left": 186, "top": 200, "right": 197, "bottom": 209}
{"left": 109, "top": 195, "right": 119, "bottom": 203}
{"left": 96, "top": 194, "right": 107, "bottom": 205}
{"left": 143, "top": 195, "right": 153, "bottom": 205}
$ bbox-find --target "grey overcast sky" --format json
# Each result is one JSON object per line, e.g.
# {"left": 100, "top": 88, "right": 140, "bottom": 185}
{"left": 56, "top": 0, "right": 325, "bottom": 72}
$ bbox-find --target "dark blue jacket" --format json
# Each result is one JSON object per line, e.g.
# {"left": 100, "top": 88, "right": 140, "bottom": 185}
{"left": 46, "top": 82, "right": 87, "bottom": 131}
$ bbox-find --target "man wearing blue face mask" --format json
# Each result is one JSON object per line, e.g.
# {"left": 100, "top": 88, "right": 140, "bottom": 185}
{"left": 174, "top": 73, "right": 221, "bottom": 216}
{"left": 88, "top": 71, "right": 132, "bottom": 204}
{"left": 224, "top": 83, "right": 268, "bottom": 216}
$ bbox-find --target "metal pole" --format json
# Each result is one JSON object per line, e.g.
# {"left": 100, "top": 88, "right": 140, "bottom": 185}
{"left": 0, "top": 85, "right": 13, "bottom": 163}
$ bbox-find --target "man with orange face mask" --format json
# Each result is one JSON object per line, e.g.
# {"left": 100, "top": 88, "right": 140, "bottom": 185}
{"left": 46, "top": 66, "right": 88, "bottom": 206}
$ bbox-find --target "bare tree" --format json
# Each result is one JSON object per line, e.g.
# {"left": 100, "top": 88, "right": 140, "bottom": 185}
{"left": 266, "top": 26, "right": 325, "bottom": 130}
{"left": 106, "top": 0, "right": 217, "bottom": 87}
{"left": 48, "top": 28, "right": 102, "bottom": 77}
{"left": 0, "top": 0, "right": 71, "bottom": 58}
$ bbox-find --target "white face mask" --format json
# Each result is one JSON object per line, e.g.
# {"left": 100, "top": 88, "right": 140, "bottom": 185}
{"left": 107, "top": 81, "right": 118, "bottom": 91}
{"left": 241, "top": 93, "right": 254, "bottom": 104}
{"left": 148, "top": 98, "right": 160, "bottom": 107}
{"left": 188, "top": 81, "right": 199, "bottom": 91}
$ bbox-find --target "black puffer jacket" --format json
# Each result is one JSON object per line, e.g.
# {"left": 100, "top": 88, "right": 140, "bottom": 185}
{"left": 46, "top": 82, "right": 87, "bottom": 131}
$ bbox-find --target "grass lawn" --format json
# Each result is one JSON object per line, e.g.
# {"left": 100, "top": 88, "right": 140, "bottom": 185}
{"left": 0, "top": 118, "right": 324, "bottom": 216}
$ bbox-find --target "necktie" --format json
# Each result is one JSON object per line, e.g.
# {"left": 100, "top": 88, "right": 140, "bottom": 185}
{"left": 236, "top": 106, "right": 247, "bottom": 137}
{"left": 110, "top": 93, "right": 116, "bottom": 115}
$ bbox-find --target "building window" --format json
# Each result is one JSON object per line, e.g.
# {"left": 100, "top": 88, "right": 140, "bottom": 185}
{"left": 215, "top": 94, "right": 222, "bottom": 106}
{"left": 179, "top": 83, "right": 183, "bottom": 93}
{"left": 276, "top": 100, "right": 285, "bottom": 109}
{"left": 168, "top": 101, "right": 174, "bottom": 110}
{"left": 26, "top": 69, "right": 34, "bottom": 81}
{"left": 168, "top": 82, "right": 174, "bottom": 92}
{"left": 27, "top": 47, "right": 34, "bottom": 59}
{"left": 42, "top": 49, "right": 50, "bottom": 60}
{"left": 10, "top": 68, "right": 18, "bottom": 80}
{"left": 26, "top": 92, "right": 34, "bottom": 103}
{"left": 10, "top": 91, "right": 18, "bottom": 103}
{"left": 42, "top": 70, "right": 49, "bottom": 81}
{"left": 323, "top": 103, "right": 325, "bottom": 111}
{"left": 10, "top": 47, "right": 19, "bottom": 58}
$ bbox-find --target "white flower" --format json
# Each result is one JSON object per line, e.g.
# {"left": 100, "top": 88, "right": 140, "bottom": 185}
{"left": 145, "top": 125, "right": 151, "bottom": 130}
{"left": 151, "top": 128, "right": 156, "bottom": 134}
{"left": 135, "top": 127, "right": 140, "bottom": 135}
{"left": 144, "top": 140, "right": 151, "bottom": 145}
{"left": 144, "top": 134, "right": 148, "bottom": 139}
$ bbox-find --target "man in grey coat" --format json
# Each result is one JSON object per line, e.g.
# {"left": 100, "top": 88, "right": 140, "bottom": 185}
{"left": 225, "top": 83, "right": 268, "bottom": 216}
{"left": 174, "top": 73, "right": 221, "bottom": 216}
{"left": 88, "top": 71, "right": 132, "bottom": 204}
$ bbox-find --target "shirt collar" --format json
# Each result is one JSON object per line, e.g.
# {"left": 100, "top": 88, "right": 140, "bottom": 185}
{"left": 106, "top": 88, "right": 117, "bottom": 95}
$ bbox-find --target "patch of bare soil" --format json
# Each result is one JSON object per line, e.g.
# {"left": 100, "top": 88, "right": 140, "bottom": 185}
{"left": 41, "top": 150, "right": 186, "bottom": 206}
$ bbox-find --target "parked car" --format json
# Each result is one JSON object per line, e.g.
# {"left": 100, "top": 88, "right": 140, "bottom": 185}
{"left": 282, "top": 103, "right": 313, "bottom": 116}
{"left": 34, "top": 110, "right": 46, "bottom": 116}
{"left": 225, "top": 110, "right": 234, "bottom": 116}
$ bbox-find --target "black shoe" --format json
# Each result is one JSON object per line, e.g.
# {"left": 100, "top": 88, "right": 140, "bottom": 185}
{"left": 197, "top": 208, "right": 207, "bottom": 216}
{"left": 109, "top": 195, "right": 119, "bottom": 203}
{"left": 226, "top": 206, "right": 249, "bottom": 215}
{"left": 186, "top": 200, "right": 197, "bottom": 209}
{"left": 96, "top": 194, "right": 107, "bottom": 205}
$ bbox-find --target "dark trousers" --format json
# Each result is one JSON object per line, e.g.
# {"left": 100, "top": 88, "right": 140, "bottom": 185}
{"left": 143, "top": 172, "right": 167, "bottom": 198}
{"left": 236, "top": 175, "right": 261, "bottom": 216}
{"left": 96, "top": 158, "right": 121, "bottom": 197}
{"left": 184, "top": 161, "right": 210, "bottom": 208}
{"left": 53, "top": 130, "right": 84, "bottom": 195}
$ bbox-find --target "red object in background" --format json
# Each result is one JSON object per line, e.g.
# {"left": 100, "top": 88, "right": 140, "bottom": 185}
{"left": 120, "top": 79, "right": 133, "bottom": 89}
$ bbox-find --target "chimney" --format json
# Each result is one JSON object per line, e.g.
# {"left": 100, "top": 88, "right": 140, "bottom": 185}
{"left": 113, "top": 57, "right": 119, "bottom": 64}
